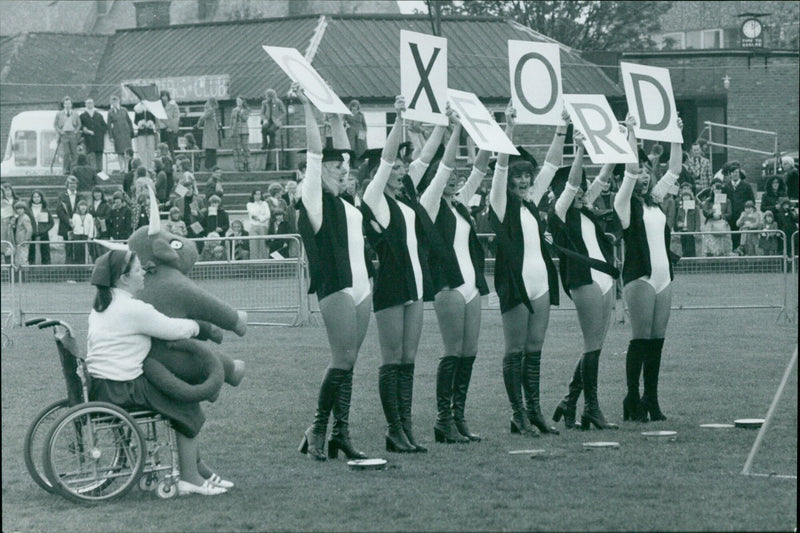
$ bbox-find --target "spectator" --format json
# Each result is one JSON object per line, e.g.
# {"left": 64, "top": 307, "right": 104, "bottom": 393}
{"left": 107, "top": 191, "right": 132, "bottom": 241}
{"left": 591, "top": 176, "right": 619, "bottom": 237}
{"left": 722, "top": 161, "right": 755, "bottom": 250}
{"left": 735, "top": 200, "right": 762, "bottom": 256}
{"left": 157, "top": 90, "right": 181, "bottom": 155}
{"left": 260, "top": 89, "right": 285, "bottom": 170}
{"left": 701, "top": 179, "right": 732, "bottom": 257}
{"left": 107, "top": 95, "right": 134, "bottom": 173}
{"left": 27, "top": 190, "right": 53, "bottom": 265}
{"left": 661, "top": 187, "right": 677, "bottom": 229}
{"left": 759, "top": 210, "right": 781, "bottom": 255}
{"left": 226, "top": 219, "right": 250, "bottom": 260}
{"left": 123, "top": 157, "right": 142, "bottom": 199}
{"left": 171, "top": 174, "right": 207, "bottom": 242}
{"left": 340, "top": 174, "right": 360, "bottom": 207}
{"left": 182, "top": 133, "right": 200, "bottom": 171}
{"left": 761, "top": 175, "right": 787, "bottom": 216}
{"left": 79, "top": 98, "right": 107, "bottom": 173}
{"left": 133, "top": 166, "right": 155, "bottom": 199}
{"left": 345, "top": 99, "right": 368, "bottom": 159}
{"left": 133, "top": 100, "right": 157, "bottom": 171}
{"left": 282, "top": 179, "right": 300, "bottom": 240}
{"left": 70, "top": 199, "right": 95, "bottom": 264}
{"left": 203, "top": 195, "right": 229, "bottom": 236}
{"left": 165, "top": 206, "right": 187, "bottom": 237}
{"left": 1, "top": 184, "right": 17, "bottom": 263}
{"left": 12, "top": 200, "right": 33, "bottom": 267}
{"left": 473, "top": 202, "right": 494, "bottom": 259}
{"left": 72, "top": 153, "right": 97, "bottom": 193}
{"left": 784, "top": 157, "right": 798, "bottom": 200}
{"left": 132, "top": 192, "right": 151, "bottom": 231}
{"left": 246, "top": 189, "right": 270, "bottom": 260}
{"left": 56, "top": 176, "right": 80, "bottom": 264}
{"left": 266, "top": 182, "right": 287, "bottom": 218}
{"left": 53, "top": 95, "right": 81, "bottom": 174}
{"left": 230, "top": 96, "right": 251, "bottom": 171}
{"left": 199, "top": 231, "right": 227, "bottom": 262}
{"left": 674, "top": 185, "right": 702, "bottom": 257}
{"left": 686, "top": 142, "right": 712, "bottom": 192}
{"left": 154, "top": 159, "right": 174, "bottom": 207}
{"left": 267, "top": 211, "right": 290, "bottom": 257}
{"left": 89, "top": 187, "right": 110, "bottom": 259}
{"left": 197, "top": 98, "right": 220, "bottom": 170}
{"left": 157, "top": 142, "right": 174, "bottom": 180}
{"left": 296, "top": 159, "right": 306, "bottom": 183}
{"left": 204, "top": 167, "right": 224, "bottom": 201}
{"left": 774, "top": 197, "right": 798, "bottom": 243}
{"left": 676, "top": 151, "right": 695, "bottom": 192}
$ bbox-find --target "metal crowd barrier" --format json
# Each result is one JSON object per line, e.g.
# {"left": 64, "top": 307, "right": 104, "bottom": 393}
{"left": 1, "top": 241, "right": 15, "bottom": 328}
{"left": 788, "top": 230, "right": 799, "bottom": 324}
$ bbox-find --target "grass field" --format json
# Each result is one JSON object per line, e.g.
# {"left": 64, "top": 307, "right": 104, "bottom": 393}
{"left": 1, "top": 292, "right": 796, "bottom": 532}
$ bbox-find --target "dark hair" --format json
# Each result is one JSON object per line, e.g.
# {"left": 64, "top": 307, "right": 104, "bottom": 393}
{"left": 160, "top": 90, "right": 171, "bottom": 100}
{"left": 91, "top": 187, "right": 105, "bottom": 201}
{"left": 93, "top": 251, "right": 137, "bottom": 312}
{"left": 250, "top": 189, "right": 262, "bottom": 201}
{"left": 76, "top": 153, "right": 88, "bottom": 166}
{"left": 29, "top": 189, "right": 48, "bottom": 208}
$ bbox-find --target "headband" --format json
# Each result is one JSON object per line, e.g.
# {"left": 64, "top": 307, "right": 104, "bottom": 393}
{"left": 91, "top": 250, "right": 133, "bottom": 288}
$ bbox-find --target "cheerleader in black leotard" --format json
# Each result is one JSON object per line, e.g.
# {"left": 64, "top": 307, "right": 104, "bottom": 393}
{"left": 614, "top": 114, "right": 684, "bottom": 422}
{"left": 549, "top": 130, "right": 619, "bottom": 430}
{"left": 294, "top": 84, "right": 372, "bottom": 461}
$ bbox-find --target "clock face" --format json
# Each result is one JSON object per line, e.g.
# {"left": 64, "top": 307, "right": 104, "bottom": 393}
{"left": 742, "top": 18, "right": 762, "bottom": 39}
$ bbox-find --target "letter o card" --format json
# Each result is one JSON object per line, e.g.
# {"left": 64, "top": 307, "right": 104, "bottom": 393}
{"left": 620, "top": 62, "right": 682, "bottom": 144}
{"left": 564, "top": 94, "right": 636, "bottom": 164}
{"left": 401, "top": 30, "right": 448, "bottom": 126}
{"left": 262, "top": 46, "right": 350, "bottom": 115}
{"left": 509, "top": 41, "right": 563, "bottom": 125}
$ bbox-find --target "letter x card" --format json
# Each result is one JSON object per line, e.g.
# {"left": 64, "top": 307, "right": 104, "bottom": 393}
{"left": 401, "top": 30, "right": 449, "bottom": 126}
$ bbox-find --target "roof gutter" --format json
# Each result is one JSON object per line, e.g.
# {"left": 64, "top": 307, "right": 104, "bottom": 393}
{"left": 304, "top": 15, "right": 327, "bottom": 62}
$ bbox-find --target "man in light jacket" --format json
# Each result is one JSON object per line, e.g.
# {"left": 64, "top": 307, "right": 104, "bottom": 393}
{"left": 53, "top": 96, "right": 81, "bottom": 174}
{"left": 158, "top": 90, "right": 181, "bottom": 156}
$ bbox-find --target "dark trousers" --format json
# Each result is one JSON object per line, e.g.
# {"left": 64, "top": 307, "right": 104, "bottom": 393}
{"left": 729, "top": 219, "right": 742, "bottom": 249}
{"left": 159, "top": 129, "right": 179, "bottom": 155}
{"left": 204, "top": 149, "right": 217, "bottom": 170}
{"left": 262, "top": 126, "right": 278, "bottom": 170}
{"left": 28, "top": 234, "right": 51, "bottom": 265}
{"left": 72, "top": 235, "right": 89, "bottom": 264}
{"left": 88, "top": 151, "right": 104, "bottom": 173}
{"left": 680, "top": 234, "right": 696, "bottom": 257}
{"left": 60, "top": 132, "right": 79, "bottom": 174}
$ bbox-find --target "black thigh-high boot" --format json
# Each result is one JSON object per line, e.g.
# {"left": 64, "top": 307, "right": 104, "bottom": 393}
{"left": 397, "top": 363, "right": 427, "bottom": 452}
{"left": 452, "top": 356, "right": 481, "bottom": 442}
{"left": 299, "top": 367, "right": 342, "bottom": 461}
{"left": 553, "top": 357, "right": 582, "bottom": 429}
{"left": 328, "top": 369, "right": 367, "bottom": 459}
{"left": 642, "top": 338, "right": 667, "bottom": 421}
{"left": 522, "top": 351, "right": 559, "bottom": 434}
{"left": 623, "top": 339, "right": 648, "bottom": 422}
{"left": 503, "top": 352, "right": 538, "bottom": 437}
{"left": 379, "top": 365, "right": 415, "bottom": 452}
{"left": 434, "top": 356, "right": 469, "bottom": 443}
{"left": 580, "top": 350, "right": 619, "bottom": 430}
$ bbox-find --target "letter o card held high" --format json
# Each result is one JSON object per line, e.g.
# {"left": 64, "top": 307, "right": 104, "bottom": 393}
{"left": 564, "top": 94, "right": 636, "bottom": 164}
{"left": 401, "top": 30, "right": 448, "bottom": 126}
{"left": 620, "top": 62, "right": 682, "bottom": 143}
{"left": 508, "top": 41, "right": 563, "bottom": 125}
{"left": 448, "top": 89, "right": 517, "bottom": 155}
{"left": 262, "top": 46, "right": 350, "bottom": 115}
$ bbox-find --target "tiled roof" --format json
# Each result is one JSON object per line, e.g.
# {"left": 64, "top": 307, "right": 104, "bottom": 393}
{"left": 0, "top": 33, "right": 109, "bottom": 105}
{"left": 92, "top": 17, "right": 320, "bottom": 104}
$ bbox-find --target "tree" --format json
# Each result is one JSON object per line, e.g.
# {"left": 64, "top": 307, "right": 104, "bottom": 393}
{"left": 433, "top": 0, "right": 673, "bottom": 51}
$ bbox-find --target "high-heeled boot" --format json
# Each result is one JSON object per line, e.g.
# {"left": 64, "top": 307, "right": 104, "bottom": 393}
{"left": 397, "top": 363, "right": 427, "bottom": 452}
{"left": 452, "top": 357, "right": 481, "bottom": 441}
{"left": 552, "top": 358, "right": 582, "bottom": 429}
{"left": 642, "top": 338, "right": 667, "bottom": 421}
{"left": 379, "top": 365, "right": 415, "bottom": 452}
{"left": 503, "top": 352, "right": 538, "bottom": 438}
{"left": 434, "top": 356, "right": 469, "bottom": 443}
{"left": 328, "top": 369, "right": 368, "bottom": 459}
{"left": 522, "top": 351, "right": 559, "bottom": 434}
{"left": 299, "top": 367, "right": 340, "bottom": 461}
{"left": 580, "top": 350, "right": 619, "bottom": 430}
{"left": 623, "top": 339, "right": 648, "bottom": 422}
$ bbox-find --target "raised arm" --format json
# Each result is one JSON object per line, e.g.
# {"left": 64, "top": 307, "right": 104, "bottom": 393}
{"left": 456, "top": 148, "right": 490, "bottom": 205}
{"left": 585, "top": 163, "right": 615, "bottom": 206}
{"left": 328, "top": 113, "right": 350, "bottom": 150}
{"left": 363, "top": 96, "right": 405, "bottom": 227}
{"left": 296, "top": 84, "right": 323, "bottom": 233}
{"left": 614, "top": 113, "right": 639, "bottom": 229}
{"left": 554, "top": 130, "right": 586, "bottom": 222}
{"left": 531, "top": 109, "right": 570, "bottom": 204}
{"left": 489, "top": 104, "right": 515, "bottom": 222}
{"left": 408, "top": 123, "right": 447, "bottom": 187}
{"left": 651, "top": 117, "right": 685, "bottom": 202}
{"left": 420, "top": 108, "right": 461, "bottom": 221}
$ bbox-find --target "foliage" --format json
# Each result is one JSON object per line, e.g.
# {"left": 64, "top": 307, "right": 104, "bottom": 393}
{"left": 434, "top": 0, "right": 673, "bottom": 50}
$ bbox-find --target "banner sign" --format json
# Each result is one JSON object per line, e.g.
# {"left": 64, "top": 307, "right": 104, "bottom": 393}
{"left": 447, "top": 89, "right": 518, "bottom": 155}
{"left": 120, "top": 75, "right": 230, "bottom": 104}
{"left": 508, "top": 41, "right": 563, "bottom": 125}
{"left": 262, "top": 46, "right": 350, "bottom": 114}
{"left": 563, "top": 94, "right": 636, "bottom": 164}
{"left": 620, "top": 62, "right": 683, "bottom": 143}
{"left": 400, "top": 30, "right": 448, "bottom": 126}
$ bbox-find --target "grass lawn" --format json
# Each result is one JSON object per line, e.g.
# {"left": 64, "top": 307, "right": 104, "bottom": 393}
{"left": 1, "top": 300, "right": 796, "bottom": 531}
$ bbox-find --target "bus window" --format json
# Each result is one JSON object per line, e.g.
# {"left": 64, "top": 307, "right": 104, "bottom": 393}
{"left": 41, "top": 130, "right": 63, "bottom": 169}
{"left": 13, "top": 131, "right": 37, "bottom": 166}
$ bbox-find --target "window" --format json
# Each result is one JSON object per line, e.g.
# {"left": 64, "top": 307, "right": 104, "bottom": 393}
{"left": 684, "top": 29, "right": 723, "bottom": 49}
{"left": 13, "top": 131, "right": 36, "bottom": 167}
{"left": 686, "top": 30, "right": 702, "bottom": 49}
{"left": 659, "top": 32, "right": 685, "bottom": 50}
{"left": 40, "top": 131, "right": 61, "bottom": 169}
{"left": 135, "top": 1, "right": 170, "bottom": 28}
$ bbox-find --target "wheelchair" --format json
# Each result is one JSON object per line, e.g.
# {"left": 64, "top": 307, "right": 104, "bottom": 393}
{"left": 23, "top": 317, "right": 180, "bottom": 503}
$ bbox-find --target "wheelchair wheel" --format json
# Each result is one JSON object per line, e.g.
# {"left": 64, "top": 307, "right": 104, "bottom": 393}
{"left": 24, "top": 399, "right": 70, "bottom": 494}
{"left": 156, "top": 479, "right": 177, "bottom": 499}
{"left": 43, "top": 402, "right": 145, "bottom": 503}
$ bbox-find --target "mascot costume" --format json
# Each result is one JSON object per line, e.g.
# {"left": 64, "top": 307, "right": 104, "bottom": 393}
{"left": 103, "top": 186, "right": 247, "bottom": 402}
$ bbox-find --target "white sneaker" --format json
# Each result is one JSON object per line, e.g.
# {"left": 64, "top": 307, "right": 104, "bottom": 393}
{"left": 177, "top": 479, "right": 227, "bottom": 496}
{"left": 207, "top": 473, "right": 234, "bottom": 489}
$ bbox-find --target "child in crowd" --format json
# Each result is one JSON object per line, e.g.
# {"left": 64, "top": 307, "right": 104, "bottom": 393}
{"left": 199, "top": 231, "right": 228, "bottom": 262}
{"left": 165, "top": 206, "right": 188, "bottom": 236}
{"left": 203, "top": 195, "right": 229, "bottom": 236}
{"left": 70, "top": 199, "right": 95, "bottom": 264}
{"left": 759, "top": 210, "right": 781, "bottom": 255}
{"left": 12, "top": 200, "right": 33, "bottom": 267}
{"left": 108, "top": 191, "right": 133, "bottom": 241}
{"left": 701, "top": 180, "right": 732, "bottom": 256}
{"left": 735, "top": 200, "right": 762, "bottom": 256}
{"left": 225, "top": 219, "right": 250, "bottom": 260}
{"left": 675, "top": 185, "right": 702, "bottom": 257}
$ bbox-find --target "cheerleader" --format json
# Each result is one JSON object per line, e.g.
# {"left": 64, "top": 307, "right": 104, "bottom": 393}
{"left": 490, "top": 105, "right": 563, "bottom": 437}
{"left": 361, "top": 96, "right": 435, "bottom": 453}
{"left": 295, "top": 84, "right": 371, "bottom": 461}
{"left": 549, "top": 130, "right": 619, "bottom": 430}
{"left": 614, "top": 114, "right": 683, "bottom": 422}
{"left": 418, "top": 110, "right": 490, "bottom": 443}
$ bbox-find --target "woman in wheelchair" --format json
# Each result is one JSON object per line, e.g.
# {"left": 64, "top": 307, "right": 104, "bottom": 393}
{"left": 87, "top": 249, "right": 230, "bottom": 496}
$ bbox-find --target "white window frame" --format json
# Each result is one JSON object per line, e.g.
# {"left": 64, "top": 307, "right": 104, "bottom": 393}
{"left": 660, "top": 32, "right": 685, "bottom": 50}
{"left": 701, "top": 28, "right": 723, "bottom": 49}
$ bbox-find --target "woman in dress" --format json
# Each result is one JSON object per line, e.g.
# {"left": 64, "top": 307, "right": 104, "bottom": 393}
{"left": 27, "top": 190, "right": 53, "bottom": 265}
{"left": 197, "top": 99, "right": 220, "bottom": 170}
{"left": 246, "top": 189, "right": 270, "bottom": 260}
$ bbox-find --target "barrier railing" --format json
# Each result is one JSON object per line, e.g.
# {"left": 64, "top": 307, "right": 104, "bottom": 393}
{"left": 787, "top": 230, "right": 799, "bottom": 324}
{"left": 1, "top": 241, "right": 16, "bottom": 327}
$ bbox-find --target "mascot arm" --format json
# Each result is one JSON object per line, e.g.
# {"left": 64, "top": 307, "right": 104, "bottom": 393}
{"left": 143, "top": 339, "right": 224, "bottom": 403}
{"left": 195, "top": 320, "right": 223, "bottom": 344}
{"left": 173, "top": 277, "right": 247, "bottom": 336}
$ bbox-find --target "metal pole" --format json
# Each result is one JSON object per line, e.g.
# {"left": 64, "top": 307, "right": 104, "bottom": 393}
{"left": 706, "top": 121, "right": 713, "bottom": 174}
{"left": 741, "top": 347, "right": 798, "bottom": 476}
